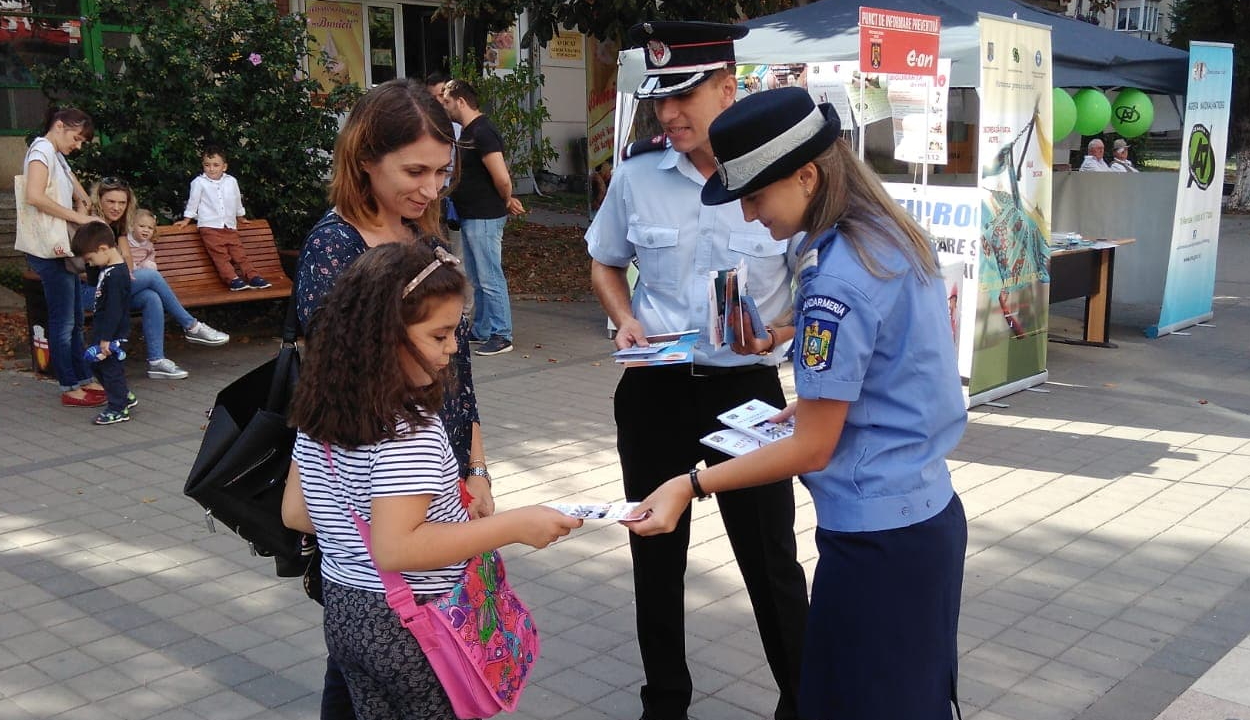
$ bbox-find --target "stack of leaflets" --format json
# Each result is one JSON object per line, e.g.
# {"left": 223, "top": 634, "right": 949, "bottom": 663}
{"left": 708, "top": 260, "right": 769, "bottom": 347}
{"left": 700, "top": 399, "right": 796, "bottom": 457}
{"left": 612, "top": 330, "right": 699, "bottom": 367}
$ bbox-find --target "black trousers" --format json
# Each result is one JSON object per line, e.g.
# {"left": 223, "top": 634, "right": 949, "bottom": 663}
{"left": 615, "top": 363, "right": 809, "bottom": 720}
{"left": 92, "top": 354, "right": 129, "bottom": 412}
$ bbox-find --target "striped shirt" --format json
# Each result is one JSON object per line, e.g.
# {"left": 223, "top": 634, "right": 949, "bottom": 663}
{"left": 293, "top": 416, "right": 468, "bottom": 594}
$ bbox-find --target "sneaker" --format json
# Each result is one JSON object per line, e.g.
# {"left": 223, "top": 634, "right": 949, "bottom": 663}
{"left": 147, "top": 358, "right": 189, "bottom": 379}
{"left": 248, "top": 276, "right": 272, "bottom": 289}
{"left": 228, "top": 277, "right": 248, "bottom": 291}
{"left": 475, "top": 335, "right": 513, "bottom": 356}
{"left": 184, "top": 322, "right": 230, "bottom": 347}
{"left": 93, "top": 408, "right": 131, "bottom": 425}
{"left": 125, "top": 392, "right": 138, "bottom": 410}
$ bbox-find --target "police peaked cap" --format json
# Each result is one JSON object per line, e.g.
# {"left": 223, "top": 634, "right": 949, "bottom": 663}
{"left": 627, "top": 21, "right": 748, "bottom": 100}
{"left": 703, "top": 87, "right": 842, "bottom": 206}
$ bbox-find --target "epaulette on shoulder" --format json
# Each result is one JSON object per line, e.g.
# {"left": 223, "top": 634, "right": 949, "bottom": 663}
{"left": 621, "top": 134, "right": 670, "bottom": 161}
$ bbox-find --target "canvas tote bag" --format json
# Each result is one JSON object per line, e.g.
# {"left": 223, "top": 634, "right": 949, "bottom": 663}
{"left": 14, "top": 144, "right": 74, "bottom": 259}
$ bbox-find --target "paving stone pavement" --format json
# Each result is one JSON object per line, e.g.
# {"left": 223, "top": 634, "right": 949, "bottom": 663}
{"left": 1, "top": 220, "right": 1249, "bottom": 720}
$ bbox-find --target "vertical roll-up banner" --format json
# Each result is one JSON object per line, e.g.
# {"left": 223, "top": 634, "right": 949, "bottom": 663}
{"left": 886, "top": 182, "right": 981, "bottom": 405}
{"left": 973, "top": 14, "right": 1052, "bottom": 404}
{"left": 1148, "top": 42, "right": 1234, "bottom": 338}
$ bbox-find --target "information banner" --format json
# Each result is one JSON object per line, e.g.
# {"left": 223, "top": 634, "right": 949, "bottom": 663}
{"left": 858, "top": 6, "right": 941, "bottom": 76}
{"left": 974, "top": 14, "right": 1052, "bottom": 401}
{"left": 1148, "top": 42, "right": 1234, "bottom": 338}
{"left": 886, "top": 182, "right": 980, "bottom": 391}
{"left": 306, "top": 1, "right": 365, "bottom": 91}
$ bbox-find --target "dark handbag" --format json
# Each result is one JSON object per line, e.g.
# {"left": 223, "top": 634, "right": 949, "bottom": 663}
{"left": 184, "top": 293, "right": 304, "bottom": 567}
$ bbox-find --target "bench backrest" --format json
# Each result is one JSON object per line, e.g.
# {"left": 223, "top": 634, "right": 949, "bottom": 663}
{"left": 153, "top": 220, "right": 292, "bottom": 307}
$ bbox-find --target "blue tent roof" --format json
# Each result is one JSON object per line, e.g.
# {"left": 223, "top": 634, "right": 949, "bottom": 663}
{"left": 737, "top": 0, "right": 1189, "bottom": 94}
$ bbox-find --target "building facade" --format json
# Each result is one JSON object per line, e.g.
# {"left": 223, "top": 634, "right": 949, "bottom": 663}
{"left": 1053, "top": 0, "right": 1177, "bottom": 42}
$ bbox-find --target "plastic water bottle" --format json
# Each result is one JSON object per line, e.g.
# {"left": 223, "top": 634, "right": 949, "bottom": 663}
{"left": 84, "top": 341, "right": 127, "bottom": 363}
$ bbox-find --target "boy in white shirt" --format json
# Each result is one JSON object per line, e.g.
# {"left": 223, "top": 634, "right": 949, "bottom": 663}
{"left": 174, "top": 147, "right": 270, "bottom": 290}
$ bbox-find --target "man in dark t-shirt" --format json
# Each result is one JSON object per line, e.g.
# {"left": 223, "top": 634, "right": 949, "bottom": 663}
{"left": 442, "top": 80, "right": 525, "bottom": 356}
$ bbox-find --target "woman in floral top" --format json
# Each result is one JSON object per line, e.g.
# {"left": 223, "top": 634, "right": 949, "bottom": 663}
{"left": 295, "top": 79, "right": 492, "bottom": 517}
{"left": 294, "top": 77, "right": 497, "bottom": 720}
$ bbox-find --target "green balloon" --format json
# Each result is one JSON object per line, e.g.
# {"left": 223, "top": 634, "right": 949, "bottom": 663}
{"left": 1110, "top": 88, "right": 1154, "bottom": 138}
{"left": 1053, "top": 88, "right": 1076, "bottom": 140}
{"left": 1073, "top": 88, "right": 1111, "bottom": 136}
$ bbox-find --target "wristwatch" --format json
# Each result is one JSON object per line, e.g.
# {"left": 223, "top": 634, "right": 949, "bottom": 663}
{"left": 467, "top": 465, "right": 491, "bottom": 484}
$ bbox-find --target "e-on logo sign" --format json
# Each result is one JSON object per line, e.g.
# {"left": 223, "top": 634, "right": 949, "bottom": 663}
{"left": 1186, "top": 123, "right": 1215, "bottom": 190}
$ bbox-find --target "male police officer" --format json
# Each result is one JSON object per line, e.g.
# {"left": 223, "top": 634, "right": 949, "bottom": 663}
{"left": 585, "top": 21, "right": 808, "bottom": 720}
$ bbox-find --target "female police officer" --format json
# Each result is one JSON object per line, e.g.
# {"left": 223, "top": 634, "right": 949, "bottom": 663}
{"left": 627, "top": 87, "right": 968, "bottom": 720}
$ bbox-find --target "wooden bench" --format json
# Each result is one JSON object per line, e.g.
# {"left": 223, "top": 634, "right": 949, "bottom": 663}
{"left": 138, "top": 219, "right": 293, "bottom": 306}
{"left": 22, "top": 219, "right": 293, "bottom": 371}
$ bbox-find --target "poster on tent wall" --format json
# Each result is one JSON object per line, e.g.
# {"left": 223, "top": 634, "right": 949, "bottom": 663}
{"left": 974, "top": 14, "right": 1053, "bottom": 403}
{"left": 885, "top": 182, "right": 980, "bottom": 391}
{"left": 887, "top": 58, "right": 951, "bottom": 165}
{"left": 305, "top": 1, "right": 366, "bottom": 92}
{"left": 1148, "top": 42, "right": 1234, "bottom": 338}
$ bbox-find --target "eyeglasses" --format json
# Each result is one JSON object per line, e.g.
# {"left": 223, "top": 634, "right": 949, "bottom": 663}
{"left": 99, "top": 176, "right": 129, "bottom": 189}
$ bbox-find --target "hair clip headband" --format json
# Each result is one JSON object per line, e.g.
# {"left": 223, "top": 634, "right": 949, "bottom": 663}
{"left": 403, "top": 246, "right": 461, "bottom": 298}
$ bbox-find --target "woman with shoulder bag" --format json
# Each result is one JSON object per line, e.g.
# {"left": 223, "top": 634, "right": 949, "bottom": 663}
{"left": 294, "top": 78, "right": 497, "bottom": 720}
{"left": 18, "top": 107, "right": 108, "bottom": 407}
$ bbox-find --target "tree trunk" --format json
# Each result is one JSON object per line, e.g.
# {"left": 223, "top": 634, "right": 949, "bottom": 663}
{"left": 1228, "top": 149, "right": 1250, "bottom": 211}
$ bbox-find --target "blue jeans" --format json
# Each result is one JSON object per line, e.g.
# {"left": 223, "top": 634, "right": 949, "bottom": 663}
{"left": 460, "top": 216, "right": 511, "bottom": 341}
{"left": 26, "top": 254, "right": 92, "bottom": 391}
{"left": 130, "top": 268, "right": 195, "bottom": 361}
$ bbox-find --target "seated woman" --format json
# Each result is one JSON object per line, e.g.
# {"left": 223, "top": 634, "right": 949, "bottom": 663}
{"left": 90, "top": 178, "right": 229, "bottom": 379}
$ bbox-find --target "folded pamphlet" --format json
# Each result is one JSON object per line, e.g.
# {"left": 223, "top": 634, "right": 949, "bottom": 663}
{"left": 716, "top": 399, "right": 796, "bottom": 444}
{"left": 545, "top": 502, "right": 642, "bottom": 520}
{"left": 699, "top": 428, "right": 766, "bottom": 458}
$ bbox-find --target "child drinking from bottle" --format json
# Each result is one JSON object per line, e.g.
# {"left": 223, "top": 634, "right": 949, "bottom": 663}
{"left": 281, "top": 242, "right": 582, "bottom": 719}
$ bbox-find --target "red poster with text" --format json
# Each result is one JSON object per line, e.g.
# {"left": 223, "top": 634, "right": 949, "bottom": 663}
{"left": 858, "top": 6, "right": 941, "bottom": 77}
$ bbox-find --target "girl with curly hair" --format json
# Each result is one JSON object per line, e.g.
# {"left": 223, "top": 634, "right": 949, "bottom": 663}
{"left": 281, "top": 242, "right": 581, "bottom": 720}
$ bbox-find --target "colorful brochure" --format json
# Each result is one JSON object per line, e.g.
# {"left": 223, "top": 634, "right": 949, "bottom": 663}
{"left": 708, "top": 261, "right": 770, "bottom": 347}
{"left": 612, "top": 330, "right": 699, "bottom": 367}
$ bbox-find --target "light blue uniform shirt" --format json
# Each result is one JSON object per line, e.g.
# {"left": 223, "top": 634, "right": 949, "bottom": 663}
{"left": 793, "top": 226, "right": 967, "bottom": 532}
{"left": 586, "top": 146, "right": 792, "bottom": 367}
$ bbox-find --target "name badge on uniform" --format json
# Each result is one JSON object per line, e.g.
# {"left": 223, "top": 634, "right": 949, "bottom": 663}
{"left": 799, "top": 295, "right": 849, "bottom": 372}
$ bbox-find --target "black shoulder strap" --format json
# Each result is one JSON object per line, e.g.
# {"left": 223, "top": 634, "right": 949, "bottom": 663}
{"left": 281, "top": 282, "right": 300, "bottom": 344}
{"left": 621, "top": 134, "right": 670, "bottom": 161}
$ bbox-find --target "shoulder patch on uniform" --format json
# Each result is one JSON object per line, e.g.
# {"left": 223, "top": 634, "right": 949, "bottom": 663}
{"left": 621, "top": 134, "right": 670, "bottom": 161}
{"left": 801, "top": 295, "right": 850, "bottom": 319}
{"left": 800, "top": 318, "right": 837, "bottom": 372}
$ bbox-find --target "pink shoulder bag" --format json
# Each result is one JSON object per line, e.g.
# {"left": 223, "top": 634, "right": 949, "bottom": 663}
{"left": 324, "top": 444, "right": 539, "bottom": 719}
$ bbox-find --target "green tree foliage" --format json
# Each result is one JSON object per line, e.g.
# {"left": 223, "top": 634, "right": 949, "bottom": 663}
{"left": 1168, "top": 0, "right": 1250, "bottom": 149}
{"left": 441, "top": 0, "right": 797, "bottom": 46}
{"left": 37, "top": 0, "right": 361, "bottom": 248}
